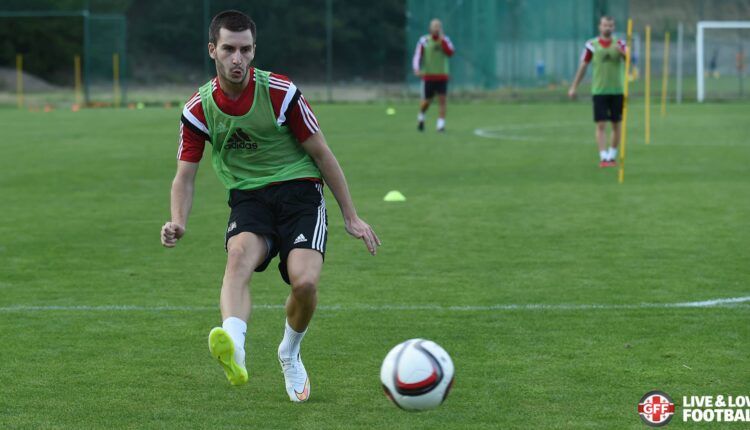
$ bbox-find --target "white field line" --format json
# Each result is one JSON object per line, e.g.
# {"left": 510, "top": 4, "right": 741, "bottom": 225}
{"left": 473, "top": 122, "right": 588, "bottom": 142}
{"left": 473, "top": 122, "right": 745, "bottom": 146}
{"left": 0, "top": 296, "right": 748, "bottom": 313}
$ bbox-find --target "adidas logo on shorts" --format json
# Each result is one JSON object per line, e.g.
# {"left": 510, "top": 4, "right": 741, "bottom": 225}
{"left": 293, "top": 234, "right": 307, "bottom": 244}
{"left": 227, "top": 222, "right": 237, "bottom": 233}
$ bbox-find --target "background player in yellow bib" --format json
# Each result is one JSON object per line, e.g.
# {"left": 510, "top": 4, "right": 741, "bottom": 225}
{"left": 568, "top": 16, "right": 627, "bottom": 167}
{"left": 412, "top": 18, "right": 454, "bottom": 132}
{"left": 160, "top": 10, "right": 380, "bottom": 402}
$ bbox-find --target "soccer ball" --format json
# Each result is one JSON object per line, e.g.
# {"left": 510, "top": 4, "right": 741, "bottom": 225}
{"left": 380, "top": 338, "right": 454, "bottom": 411}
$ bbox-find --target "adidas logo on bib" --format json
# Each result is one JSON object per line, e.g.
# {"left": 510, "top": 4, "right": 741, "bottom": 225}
{"left": 293, "top": 234, "right": 307, "bottom": 244}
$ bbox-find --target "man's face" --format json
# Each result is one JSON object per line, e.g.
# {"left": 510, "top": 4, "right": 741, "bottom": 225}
{"left": 429, "top": 20, "right": 442, "bottom": 36}
{"left": 208, "top": 28, "right": 255, "bottom": 84}
{"left": 599, "top": 18, "right": 615, "bottom": 38}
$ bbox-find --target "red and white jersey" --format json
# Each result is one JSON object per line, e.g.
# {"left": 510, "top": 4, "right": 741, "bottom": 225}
{"left": 581, "top": 37, "right": 627, "bottom": 63}
{"left": 178, "top": 68, "right": 320, "bottom": 162}
{"left": 411, "top": 34, "right": 455, "bottom": 81}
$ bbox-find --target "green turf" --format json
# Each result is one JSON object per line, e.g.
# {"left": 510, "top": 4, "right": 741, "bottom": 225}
{"left": 0, "top": 100, "right": 748, "bottom": 429}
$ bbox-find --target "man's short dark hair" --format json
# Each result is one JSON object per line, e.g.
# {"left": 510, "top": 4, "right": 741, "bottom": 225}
{"left": 209, "top": 10, "right": 256, "bottom": 45}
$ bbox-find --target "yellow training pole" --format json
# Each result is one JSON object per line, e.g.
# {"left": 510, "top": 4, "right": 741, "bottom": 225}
{"left": 645, "top": 26, "right": 651, "bottom": 144}
{"left": 660, "top": 31, "right": 670, "bottom": 118}
{"left": 618, "top": 19, "right": 633, "bottom": 184}
{"left": 16, "top": 54, "right": 24, "bottom": 109}
{"left": 113, "top": 53, "right": 121, "bottom": 108}
{"left": 74, "top": 55, "right": 83, "bottom": 106}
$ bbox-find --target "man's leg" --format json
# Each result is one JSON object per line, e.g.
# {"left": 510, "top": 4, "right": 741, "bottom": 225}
{"left": 418, "top": 80, "right": 433, "bottom": 131}
{"left": 278, "top": 248, "right": 323, "bottom": 402}
{"left": 284, "top": 249, "right": 322, "bottom": 331}
{"left": 609, "top": 121, "right": 621, "bottom": 162}
{"left": 209, "top": 231, "right": 268, "bottom": 386}
{"left": 221, "top": 232, "right": 267, "bottom": 320}
{"left": 596, "top": 121, "right": 608, "bottom": 165}
{"left": 418, "top": 98, "right": 430, "bottom": 131}
{"left": 436, "top": 94, "right": 447, "bottom": 131}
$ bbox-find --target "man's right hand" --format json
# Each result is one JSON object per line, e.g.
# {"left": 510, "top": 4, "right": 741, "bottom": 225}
{"left": 567, "top": 87, "right": 577, "bottom": 100}
{"left": 161, "top": 222, "right": 185, "bottom": 248}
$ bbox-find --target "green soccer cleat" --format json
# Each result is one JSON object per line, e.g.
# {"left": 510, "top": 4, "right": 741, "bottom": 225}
{"left": 208, "top": 327, "right": 248, "bottom": 386}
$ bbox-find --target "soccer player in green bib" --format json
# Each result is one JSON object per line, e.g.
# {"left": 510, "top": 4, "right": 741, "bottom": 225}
{"left": 412, "top": 18, "right": 454, "bottom": 132}
{"left": 160, "top": 10, "right": 380, "bottom": 402}
{"left": 568, "top": 16, "right": 627, "bottom": 167}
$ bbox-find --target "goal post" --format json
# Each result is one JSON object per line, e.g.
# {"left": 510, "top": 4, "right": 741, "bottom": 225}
{"left": 697, "top": 21, "right": 750, "bottom": 102}
{"left": 0, "top": 9, "right": 126, "bottom": 106}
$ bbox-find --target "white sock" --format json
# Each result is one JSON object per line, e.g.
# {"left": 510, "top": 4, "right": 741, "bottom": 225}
{"left": 437, "top": 117, "right": 445, "bottom": 129}
{"left": 599, "top": 150, "right": 608, "bottom": 161}
{"left": 222, "top": 316, "right": 246, "bottom": 366}
{"left": 278, "top": 319, "right": 307, "bottom": 360}
{"left": 417, "top": 112, "right": 425, "bottom": 122}
{"left": 608, "top": 147, "right": 618, "bottom": 161}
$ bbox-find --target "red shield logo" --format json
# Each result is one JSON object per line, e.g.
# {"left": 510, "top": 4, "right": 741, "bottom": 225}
{"left": 638, "top": 391, "right": 675, "bottom": 427}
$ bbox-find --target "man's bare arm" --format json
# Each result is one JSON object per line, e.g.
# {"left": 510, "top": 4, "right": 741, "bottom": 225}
{"left": 301, "top": 131, "right": 381, "bottom": 255}
{"left": 568, "top": 61, "right": 589, "bottom": 99}
{"left": 161, "top": 160, "right": 199, "bottom": 247}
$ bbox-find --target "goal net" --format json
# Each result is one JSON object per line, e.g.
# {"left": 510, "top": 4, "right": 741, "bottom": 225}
{"left": 697, "top": 21, "right": 750, "bottom": 102}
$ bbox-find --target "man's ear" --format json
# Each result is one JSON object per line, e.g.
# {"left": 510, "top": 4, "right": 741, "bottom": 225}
{"left": 208, "top": 43, "right": 216, "bottom": 59}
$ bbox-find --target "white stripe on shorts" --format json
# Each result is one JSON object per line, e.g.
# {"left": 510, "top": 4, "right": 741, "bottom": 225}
{"left": 311, "top": 183, "right": 327, "bottom": 251}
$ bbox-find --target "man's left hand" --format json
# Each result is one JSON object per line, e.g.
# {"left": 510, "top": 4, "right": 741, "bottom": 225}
{"left": 345, "top": 216, "right": 381, "bottom": 255}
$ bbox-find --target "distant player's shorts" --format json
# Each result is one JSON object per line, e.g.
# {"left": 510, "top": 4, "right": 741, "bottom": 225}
{"left": 225, "top": 180, "right": 327, "bottom": 285}
{"left": 592, "top": 94, "right": 624, "bottom": 122}
{"left": 421, "top": 80, "right": 448, "bottom": 99}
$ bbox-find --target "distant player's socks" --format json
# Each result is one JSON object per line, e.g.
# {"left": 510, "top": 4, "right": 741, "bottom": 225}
{"left": 208, "top": 327, "right": 248, "bottom": 385}
{"left": 436, "top": 117, "right": 445, "bottom": 131}
{"left": 278, "top": 320, "right": 310, "bottom": 402}
{"left": 599, "top": 150, "right": 608, "bottom": 161}
{"left": 607, "top": 147, "right": 618, "bottom": 161}
{"left": 417, "top": 112, "right": 425, "bottom": 131}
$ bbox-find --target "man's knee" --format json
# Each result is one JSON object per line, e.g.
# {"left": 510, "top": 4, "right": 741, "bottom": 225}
{"left": 596, "top": 122, "right": 607, "bottom": 131}
{"left": 291, "top": 276, "right": 318, "bottom": 299}
{"left": 226, "top": 235, "right": 266, "bottom": 274}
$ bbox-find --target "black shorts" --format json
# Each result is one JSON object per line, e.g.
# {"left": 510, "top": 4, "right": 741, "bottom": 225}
{"left": 225, "top": 180, "right": 327, "bottom": 285}
{"left": 592, "top": 94, "right": 624, "bottom": 122}
{"left": 421, "top": 80, "right": 448, "bottom": 99}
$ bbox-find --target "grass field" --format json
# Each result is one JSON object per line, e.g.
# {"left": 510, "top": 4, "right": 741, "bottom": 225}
{"left": 1, "top": 100, "right": 749, "bottom": 429}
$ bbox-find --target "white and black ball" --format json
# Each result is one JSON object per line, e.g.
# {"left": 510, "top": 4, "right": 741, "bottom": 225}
{"left": 380, "top": 339, "right": 454, "bottom": 411}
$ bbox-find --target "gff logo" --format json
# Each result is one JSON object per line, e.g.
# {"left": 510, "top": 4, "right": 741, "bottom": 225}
{"left": 638, "top": 391, "right": 675, "bottom": 427}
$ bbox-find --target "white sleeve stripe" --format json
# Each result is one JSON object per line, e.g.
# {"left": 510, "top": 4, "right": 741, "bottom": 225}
{"left": 297, "top": 99, "right": 318, "bottom": 133}
{"left": 299, "top": 96, "right": 319, "bottom": 128}
{"left": 177, "top": 123, "right": 184, "bottom": 159}
{"left": 585, "top": 41, "right": 595, "bottom": 52}
{"left": 185, "top": 93, "right": 199, "bottom": 106}
{"left": 185, "top": 92, "right": 200, "bottom": 110}
{"left": 182, "top": 106, "right": 209, "bottom": 135}
{"left": 303, "top": 101, "right": 319, "bottom": 132}
{"left": 297, "top": 99, "right": 314, "bottom": 132}
{"left": 302, "top": 100, "right": 319, "bottom": 128}
{"left": 269, "top": 76, "right": 291, "bottom": 88}
{"left": 186, "top": 96, "right": 201, "bottom": 111}
{"left": 412, "top": 39, "right": 423, "bottom": 72}
{"left": 269, "top": 83, "right": 291, "bottom": 92}
{"left": 277, "top": 82, "right": 298, "bottom": 125}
